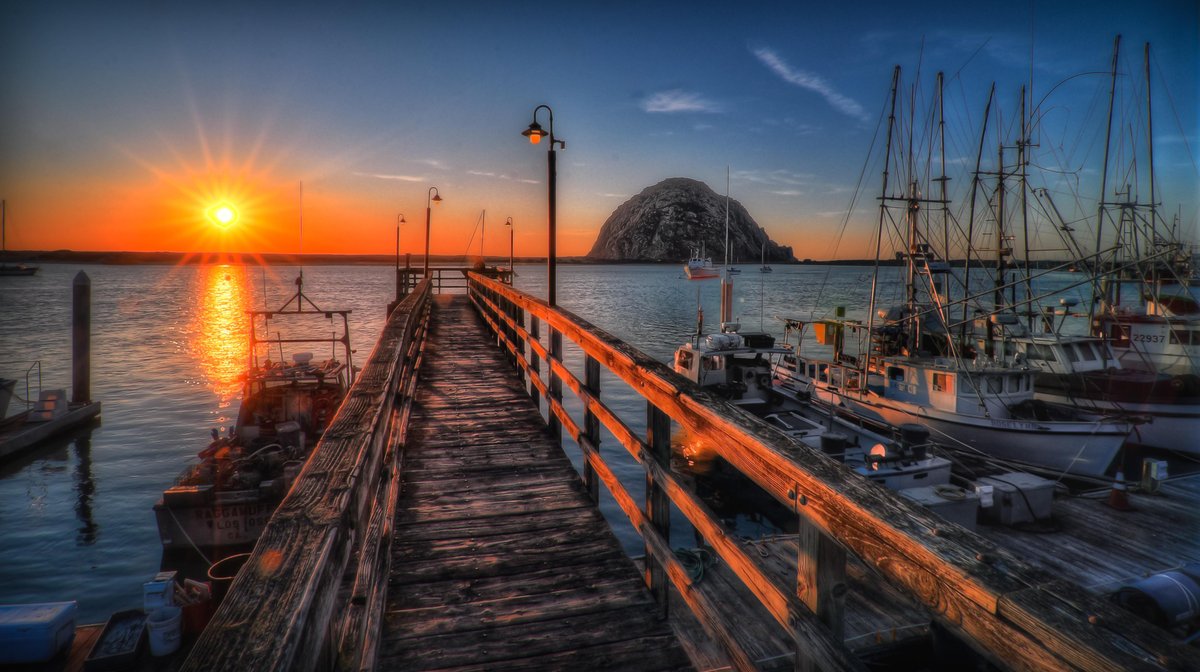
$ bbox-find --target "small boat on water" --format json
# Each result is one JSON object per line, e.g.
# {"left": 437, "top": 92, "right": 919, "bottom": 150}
{"left": 154, "top": 272, "right": 354, "bottom": 553}
{"left": 685, "top": 243, "right": 718, "bottom": 279}
{"left": 759, "top": 241, "right": 772, "bottom": 273}
{"left": 0, "top": 200, "right": 38, "bottom": 277}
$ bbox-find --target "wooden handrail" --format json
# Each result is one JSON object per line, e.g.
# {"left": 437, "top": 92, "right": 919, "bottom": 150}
{"left": 467, "top": 273, "right": 1192, "bottom": 672}
{"left": 182, "top": 279, "right": 433, "bottom": 672}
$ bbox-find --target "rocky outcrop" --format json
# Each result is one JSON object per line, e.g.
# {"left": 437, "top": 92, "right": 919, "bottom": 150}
{"left": 586, "top": 178, "right": 794, "bottom": 262}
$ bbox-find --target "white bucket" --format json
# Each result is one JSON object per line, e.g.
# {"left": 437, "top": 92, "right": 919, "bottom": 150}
{"left": 147, "top": 606, "right": 182, "bottom": 656}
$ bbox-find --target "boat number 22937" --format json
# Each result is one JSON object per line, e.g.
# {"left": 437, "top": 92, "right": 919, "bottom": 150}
{"left": 1131, "top": 333, "right": 1165, "bottom": 344}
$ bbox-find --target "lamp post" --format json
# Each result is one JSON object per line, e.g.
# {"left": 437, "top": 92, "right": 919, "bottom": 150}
{"left": 521, "top": 104, "right": 565, "bottom": 306}
{"left": 395, "top": 213, "right": 406, "bottom": 300}
{"left": 424, "top": 187, "right": 442, "bottom": 279}
{"left": 505, "top": 217, "right": 514, "bottom": 282}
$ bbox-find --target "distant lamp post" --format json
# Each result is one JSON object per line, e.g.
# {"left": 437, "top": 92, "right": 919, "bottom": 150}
{"left": 424, "top": 187, "right": 442, "bottom": 278}
{"left": 505, "top": 217, "right": 514, "bottom": 282}
{"left": 521, "top": 104, "right": 564, "bottom": 306}
{"left": 395, "top": 213, "right": 406, "bottom": 300}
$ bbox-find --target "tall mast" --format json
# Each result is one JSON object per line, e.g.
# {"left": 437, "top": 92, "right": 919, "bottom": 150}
{"left": 720, "top": 166, "right": 733, "bottom": 324}
{"left": 1090, "top": 34, "right": 1121, "bottom": 321}
{"left": 1019, "top": 85, "right": 1034, "bottom": 330}
{"left": 1, "top": 200, "right": 5, "bottom": 255}
{"left": 864, "top": 66, "right": 901, "bottom": 372}
{"left": 1144, "top": 42, "right": 1158, "bottom": 291}
{"left": 962, "top": 85, "right": 995, "bottom": 343}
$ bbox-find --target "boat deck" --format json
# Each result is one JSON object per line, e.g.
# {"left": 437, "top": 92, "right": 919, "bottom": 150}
{"left": 377, "top": 295, "right": 692, "bottom": 671}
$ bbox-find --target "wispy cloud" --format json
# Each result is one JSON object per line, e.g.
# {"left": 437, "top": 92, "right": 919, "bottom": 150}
{"left": 466, "top": 169, "right": 539, "bottom": 185}
{"left": 353, "top": 171, "right": 424, "bottom": 182}
{"left": 768, "top": 189, "right": 803, "bottom": 197}
{"left": 693, "top": 123, "right": 715, "bottom": 131}
{"left": 598, "top": 192, "right": 629, "bottom": 199}
{"left": 752, "top": 47, "right": 869, "bottom": 122}
{"left": 642, "top": 90, "right": 720, "bottom": 113}
{"left": 733, "top": 168, "right": 815, "bottom": 187}
{"left": 411, "top": 158, "right": 451, "bottom": 171}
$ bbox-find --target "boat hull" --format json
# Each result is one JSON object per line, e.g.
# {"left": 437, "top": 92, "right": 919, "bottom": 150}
{"left": 1033, "top": 389, "right": 1200, "bottom": 455}
{"left": 154, "top": 496, "right": 277, "bottom": 551}
{"left": 813, "top": 387, "right": 1127, "bottom": 478}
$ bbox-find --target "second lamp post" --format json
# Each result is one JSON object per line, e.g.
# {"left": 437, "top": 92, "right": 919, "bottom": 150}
{"left": 424, "top": 186, "right": 442, "bottom": 279}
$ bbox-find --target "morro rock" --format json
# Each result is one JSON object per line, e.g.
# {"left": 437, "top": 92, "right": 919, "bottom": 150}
{"left": 587, "top": 177, "right": 794, "bottom": 263}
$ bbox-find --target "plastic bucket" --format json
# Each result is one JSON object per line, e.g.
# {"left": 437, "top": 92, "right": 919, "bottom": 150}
{"left": 147, "top": 606, "right": 182, "bottom": 656}
{"left": 206, "top": 553, "right": 252, "bottom": 604}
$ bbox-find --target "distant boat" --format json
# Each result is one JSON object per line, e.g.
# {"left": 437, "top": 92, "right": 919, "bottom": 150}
{"left": 759, "top": 241, "right": 772, "bottom": 273}
{"left": 685, "top": 245, "right": 718, "bottom": 279}
{"left": 0, "top": 201, "right": 38, "bottom": 277}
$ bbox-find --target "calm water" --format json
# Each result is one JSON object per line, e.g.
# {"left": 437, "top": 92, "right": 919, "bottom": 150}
{"left": 0, "top": 261, "right": 1098, "bottom": 622}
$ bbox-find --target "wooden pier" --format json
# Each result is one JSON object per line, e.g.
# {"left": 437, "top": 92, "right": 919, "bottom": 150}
{"left": 182, "top": 275, "right": 1199, "bottom": 672}
{"left": 377, "top": 295, "right": 690, "bottom": 670}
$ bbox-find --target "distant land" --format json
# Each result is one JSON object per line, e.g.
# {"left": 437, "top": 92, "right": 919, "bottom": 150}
{"left": 0, "top": 250, "right": 1079, "bottom": 269}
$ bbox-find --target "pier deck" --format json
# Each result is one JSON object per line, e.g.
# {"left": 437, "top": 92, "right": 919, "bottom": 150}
{"left": 377, "top": 295, "right": 691, "bottom": 671}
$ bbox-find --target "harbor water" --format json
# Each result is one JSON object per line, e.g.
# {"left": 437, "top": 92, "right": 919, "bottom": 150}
{"left": 0, "top": 261, "right": 1107, "bottom": 622}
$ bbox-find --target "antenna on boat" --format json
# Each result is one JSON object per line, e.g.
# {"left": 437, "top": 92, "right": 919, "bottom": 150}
{"left": 298, "top": 180, "right": 304, "bottom": 294}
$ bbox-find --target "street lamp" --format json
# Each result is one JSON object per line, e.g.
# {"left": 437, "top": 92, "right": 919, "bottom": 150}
{"left": 395, "top": 213, "right": 406, "bottom": 300}
{"left": 505, "top": 217, "right": 514, "bottom": 282}
{"left": 521, "top": 104, "right": 565, "bottom": 306}
{"left": 424, "top": 187, "right": 442, "bottom": 278}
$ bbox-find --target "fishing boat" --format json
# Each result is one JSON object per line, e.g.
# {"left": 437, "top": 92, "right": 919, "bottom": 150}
{"left": 0, "top": 201, "right": 38, "bottom": 276}
{"left": 1005, "top": 39, "right": 1200, "bottom": 454}
{"left": 673, "top": 256, "right": 962, "bottom": 509}
{"left": 776, "top": 67, "right": 1132, "bottom": 479}
{"left": 685, "top": 243, "right": 718, "bottom": 279}
{"left": 154, "top": 271, "right": 354, "bottom": 552}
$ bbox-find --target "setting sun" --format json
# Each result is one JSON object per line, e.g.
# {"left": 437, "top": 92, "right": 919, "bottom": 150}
{"left": 208, "top": 202, "right": 239, "bottom": 229}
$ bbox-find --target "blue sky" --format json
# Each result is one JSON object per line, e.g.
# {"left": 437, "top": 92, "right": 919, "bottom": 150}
{"left": 1, "top": 1, "right": 1195, "bottom": 258}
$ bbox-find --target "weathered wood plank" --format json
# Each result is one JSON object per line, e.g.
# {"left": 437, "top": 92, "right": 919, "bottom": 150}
{"left": 380, "top": 294, "right": 691, "bottom": 671}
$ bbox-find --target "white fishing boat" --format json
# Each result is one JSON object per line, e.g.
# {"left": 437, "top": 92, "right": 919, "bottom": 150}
{"left": 776, "top": 66, "right": 1132, "bottom": 479}
{"left": 673, "top": 256, "right": 960, "bottom": 504}
{"left": 684, "top": 243, "right": 718, "bottom": 279}
{"left": 154, "top": 272, "right": 354, "bottom": 552}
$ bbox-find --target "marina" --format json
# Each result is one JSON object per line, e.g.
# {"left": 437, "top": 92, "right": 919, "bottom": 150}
{"left": 2, "top": 5, "right": 1197, "bottom": 670}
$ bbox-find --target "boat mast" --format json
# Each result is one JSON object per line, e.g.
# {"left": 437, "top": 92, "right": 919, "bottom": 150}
{"left": 720, "top": 167, "right": 733, "bottom": 324}
{"left": 961, "top": 84, "right": 995, "bottom": 344}
{"left": 1144, "top": 42, "right": 1159, "bottom": 293}
{"left": 864, "top": 65, "right": 901, "bottom": 371}
{"left": 1, "top": 199, "right": 5, "bottom": 257}
{"left": 1019, "top": 85, "right": 1035, "bottom": 331}
{"left": 1090, "top": 35, "right": 1120, "bottom": 322}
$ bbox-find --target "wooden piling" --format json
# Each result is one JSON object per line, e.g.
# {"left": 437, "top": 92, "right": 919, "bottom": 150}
{"left": 72, "top": 271, "right": 90, "bottom": 404}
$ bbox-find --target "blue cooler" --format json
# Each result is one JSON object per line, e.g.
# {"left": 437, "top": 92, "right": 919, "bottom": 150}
{"left": 0, "top": 601, "right": 78, "bottom": 663}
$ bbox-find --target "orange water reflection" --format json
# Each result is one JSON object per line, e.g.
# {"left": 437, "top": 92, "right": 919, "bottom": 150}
{"left": 191, "top": 266, "right": 251, "bottom": 411}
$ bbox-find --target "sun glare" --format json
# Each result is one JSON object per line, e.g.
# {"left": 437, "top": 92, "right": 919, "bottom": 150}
{"left": 208, "top": 202, "right": 239, "bottom": 229}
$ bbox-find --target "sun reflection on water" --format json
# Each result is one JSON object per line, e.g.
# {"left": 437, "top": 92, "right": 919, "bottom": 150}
{"left": 191, "top": 265, "right": 251, "bottom": 413}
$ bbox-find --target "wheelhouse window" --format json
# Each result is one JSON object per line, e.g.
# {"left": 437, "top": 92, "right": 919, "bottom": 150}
{"left": 1025, "top": 344, "right": 1057, "bottom": 361}
{"left": 676, "top": 350, "right": 694, "bottom": 370}
{"left": 932, "top": 372, "right": 953, "bottom": 393}
{"left": 987, "top": 376, "right": 1004, "bottom": 394}
{"left": 1079, "top": 343, "right": 1097, "bottom": 361}
{"left": 1065, "top": 346, "right": 1080, "bottom": 363}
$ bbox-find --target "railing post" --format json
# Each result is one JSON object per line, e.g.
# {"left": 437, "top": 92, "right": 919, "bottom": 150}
{"left": 795, "top": 512, "right": 846, "bottom": 671}
{"left": 548, "top": 328, "right": 563, "bottom": 441}
{"left": 645, "top": 403, "right": 671, "bottom": 617}
{"left": 582, "top": 355, "right": 601, "bottom": 502}
{"left": 529, "top": 316, "right": 541, "bottom": 411}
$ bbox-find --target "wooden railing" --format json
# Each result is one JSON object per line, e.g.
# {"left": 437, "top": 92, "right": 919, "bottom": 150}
{"left": 396, "top": 266, "right": 512, "bottom": 296}
{"left": 467, "top": 273, "right": 1190, "bottom": 672}
{"left": 182, "top": 279, "right": 433, "bottom": 672}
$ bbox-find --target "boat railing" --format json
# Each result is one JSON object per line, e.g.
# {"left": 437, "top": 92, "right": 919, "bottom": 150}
{"left": 464, "top": 272, "right": 1188, "bottom": 672}
{"left": 0, "top": 359, "right": 42, "bottom": 410}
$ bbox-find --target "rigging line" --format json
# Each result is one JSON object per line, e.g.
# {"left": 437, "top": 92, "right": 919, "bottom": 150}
{"left": 1151, "top": 51, "right": 1199, "bottom": 174}
{"left": 812, "top": 70, "right": 892, "bottom": 320}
